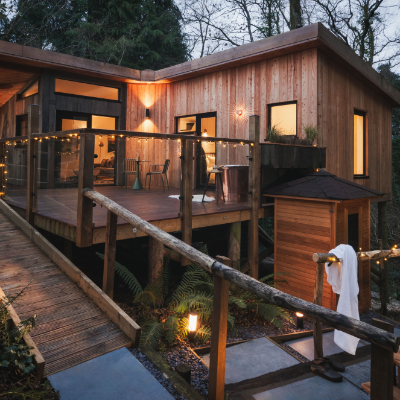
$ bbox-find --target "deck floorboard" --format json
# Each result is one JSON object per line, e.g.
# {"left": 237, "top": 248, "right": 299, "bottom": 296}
{"left": 0, "top": 210, "right": 133, "bottom": 377}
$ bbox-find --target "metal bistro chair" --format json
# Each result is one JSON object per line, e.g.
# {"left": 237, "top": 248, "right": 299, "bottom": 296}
{"left": 123, "top": 159, "right": 141, "bottom": 189}
{"left": 145, "top": 159, "right": 170, "bottom": 191}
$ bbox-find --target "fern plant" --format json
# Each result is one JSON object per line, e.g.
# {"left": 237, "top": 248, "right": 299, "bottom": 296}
{"left": 96, "top": 246, "right": 294, "bottom": 349}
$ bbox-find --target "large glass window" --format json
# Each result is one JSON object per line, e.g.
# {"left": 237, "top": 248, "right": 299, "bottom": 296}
{"left": 20, "top": 80, "right": 38, "bottom": 99}
{"left": 269, "top": 102, "right": 297, "bottom": 135}
{"left": 354, "top": 110, "right": 366, "bottom": 176}
{"left": 177, "top": 115, "right": 196, "bottom": 133}
{"left": 55, "top": 79, "right": 119, "bottom": 101}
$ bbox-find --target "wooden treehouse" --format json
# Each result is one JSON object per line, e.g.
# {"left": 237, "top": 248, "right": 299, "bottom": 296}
{"left": 0, "top": 22, "right": 400, "bottom": 400}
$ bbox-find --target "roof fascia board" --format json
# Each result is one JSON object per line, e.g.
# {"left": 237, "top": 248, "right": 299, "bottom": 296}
{"left": 154, "top": 24, "right": 320, "bottom": 82}
{"left": 0, "top": 40, "right": 141, "bottom": 82}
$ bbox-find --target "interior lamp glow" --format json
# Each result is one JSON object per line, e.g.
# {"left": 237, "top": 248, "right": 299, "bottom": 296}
{"left": 188, "top": 312, "right": 198, "bottom": 342}
{"left": 296, "top": 312, "right": 304, "bottom": 329}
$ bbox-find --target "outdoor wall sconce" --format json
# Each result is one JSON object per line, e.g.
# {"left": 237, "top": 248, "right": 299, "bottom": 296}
{"left": 146, "top": 109, "right": 150, "bottom": 119}
{"left": 188, "top": 311, "right": 198, "bottom": 342}
{"left": 236, "top": 109, "right": 243, "bottom": 116}
{"left": 296, "top": 312, "right": 304, "bottom": 329}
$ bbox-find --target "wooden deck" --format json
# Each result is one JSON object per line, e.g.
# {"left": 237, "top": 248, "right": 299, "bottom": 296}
{"left": 3, "top": 186, "right": 264, "bottom": 243}
{"left": 0, "top": 209, "right": 133, "bottom": 377}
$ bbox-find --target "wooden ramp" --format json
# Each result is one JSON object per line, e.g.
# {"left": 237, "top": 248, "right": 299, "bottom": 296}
{"left": 0, "top": 207, "right": 135, "bottom": 377}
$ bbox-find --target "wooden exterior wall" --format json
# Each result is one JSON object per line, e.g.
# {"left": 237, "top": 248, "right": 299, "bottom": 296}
{"left": 317, "top": 50, "right": 392, "bottom": 199}
{"left": 274, "top": 197, "right": 335, "bottom": 310}
{"left": 275, "top": 196, "right": 371, "bottom": 313}
{"left": 336, "top": 198, "right": 371, "bottom": 313}
{"left": 0, "top": 93, "right": 39, "bottom": 138}
{"left": 126, "top": 49, "right": 318, "bottom": 187}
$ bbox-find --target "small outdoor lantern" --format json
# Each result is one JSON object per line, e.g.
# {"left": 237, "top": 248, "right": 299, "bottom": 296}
{"left": 146, "top": 108, "right": 150, "bottom": 119}
{"left": 236, "top": 109, "right": 243, "bottom": 116}
{"left": 296, "top": 312, "right": 304, "bottom": 329}
{"left": 188, "top": 311, "right": 198, "bottom": 342}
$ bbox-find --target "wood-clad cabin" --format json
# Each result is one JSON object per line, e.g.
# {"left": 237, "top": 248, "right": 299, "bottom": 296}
{"left": 263, "top": 170, "right": 383, "bottom": 312}
{"left": 0, "top": 23, "right": 399, "bottom": 196}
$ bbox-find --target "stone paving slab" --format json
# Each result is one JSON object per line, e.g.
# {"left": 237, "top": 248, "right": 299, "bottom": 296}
{"left": 252, "top": 375, "right": 369, "bottom": 400}
{"left": 286, "top": 331, "right": 366, "bottom": 360}
{"left": 202, "top": 337, "right": 300, "bottom": 384}
{"left": 48, "top": 347, "right": 174, "bottom": 400}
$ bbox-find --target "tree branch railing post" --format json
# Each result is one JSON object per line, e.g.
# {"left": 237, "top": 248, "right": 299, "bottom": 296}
{"left": 26, "top": 104, "right": 39, "bottom": 225}
{"left": 248, "top": 115, "right": 261, "bottom": 279}
{"left": 103, "top": 210, "right": 118, "bottom": 299}
{"left": 180, "top": 139, "right": 193, "bottom": 266}
{"left": 208, "top": 256, "right": 231, "bottom": 400}
{"left": 313, "top": 262, "right": 324, "bottom": 359}
{"left": 76, "top": 132, "right": 95, "bottom": 247}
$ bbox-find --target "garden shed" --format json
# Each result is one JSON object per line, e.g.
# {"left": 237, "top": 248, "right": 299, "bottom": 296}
{"left": 263, "top": 170, "right": 383, "bottom": 313}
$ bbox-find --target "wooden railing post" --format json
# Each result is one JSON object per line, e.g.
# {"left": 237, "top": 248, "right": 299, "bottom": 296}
{"left": 378, "top": 202, "right": 388, "bottom": 250}
{"left": 180, "top": 139, "right": 193, "bottom": 266}
{"left": 228, "top": 221, "right": 241, "bottom": 270}
{"left": 26, "top": 104, "right": 39, "bottom": 225}
{"left": 149, "top": 237, "right": 164, "bottom": 283}
{"left": 378, "top": 239, "right": 388, "bottom": 315}
{"left": 248, "top": 115, "right": 261, "bottom": 279}
{"left": 47, "top": 138, "right": 55, "bottom": 189}
{"left": 103, "top": 210, "right": 118, "bottom": 299}
{"left": 313, "top": 262, "right": 324, "bottom": 359}
{"left": 370, "top": 319, "right": 394, "bottom": 400}
{"left": 0, "top": 142, "right": 5, "bottom": 197}
{"left": 209, "top": 256, "right": 230, "bottom": 400}
{"left": 76, "top": 132, "right": 95, "bottom": 247}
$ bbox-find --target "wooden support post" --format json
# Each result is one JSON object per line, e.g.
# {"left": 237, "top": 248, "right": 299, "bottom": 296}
{"left": 0, "top": 142, "right": 5, "bottom": 196}
{"left": 76, "top": 133, "right": 95, "bottom": 247}
{"left": 115, "top": 136, "right": 126, "bottom": 187}
{"left": 47, "top": 138, "right": 55, "bottom": 189}
{"left": 103, "top": 210, "right": 118, "bottom": 299}
{"left": 248, "top": 115, "right": 261, "bottom": 279}
{"left": 371, "top": 319, "right": 394, "bottom": 400}
{"left": 228, "top": 221, "right": 241, "bottom": 270}
{"left": 209, "top": 256, "right": 230, "bottom": 400}
{"left": 180, "top": 139, "right": 193, "bottom": 266}
{"left": 149, "top": 237, "right": 164, "bottom": 283}
{"left": 313, "top": 262, "right": 324, "bottom": 360}
{"left": 26, "top": 104, "right": 39, "bottom": 225}
{"left": 378, "top": 239, "right": 388, "bottom": 316}
{"left": 378, "top": 201, "right": 388, "bottom": 250}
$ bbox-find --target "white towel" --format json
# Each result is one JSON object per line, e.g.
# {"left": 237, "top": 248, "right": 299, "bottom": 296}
{"left": 325, "top": 244, "right": 360, "bottom": 355}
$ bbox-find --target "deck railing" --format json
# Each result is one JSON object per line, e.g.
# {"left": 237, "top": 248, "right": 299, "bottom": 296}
{"left": 0, "top": 105, "right": 263, "bottom": 278}
{"left": 83, "top": 187, "right": 399, "bottom": 400}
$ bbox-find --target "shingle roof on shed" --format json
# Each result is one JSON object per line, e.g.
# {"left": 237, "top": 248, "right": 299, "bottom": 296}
{"left": 263, "top": 170, "right": 384, "bottom": 201}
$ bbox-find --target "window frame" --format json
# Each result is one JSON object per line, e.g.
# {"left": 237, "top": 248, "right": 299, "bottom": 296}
{"left": 267, "top": 101, "right": 297, "bottom": 136}
{"left": 54, "top": 78, "right": 121, "bottom": 102}
{"left": 55, "top": 111, "right": 119, "bottom": 131}
{"left": 353, "top": 109, "right": 368, "bottom": 179}
{"left": 174, "top": 112, "right": 217, "bottom": 136}
{"left": 17, "top": 79, "right": 39, "bottom": 101}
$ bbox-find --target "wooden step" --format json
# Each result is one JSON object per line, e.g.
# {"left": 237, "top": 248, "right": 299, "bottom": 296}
{"left": 361, "top": 382, "right": 400, "bottom": 399}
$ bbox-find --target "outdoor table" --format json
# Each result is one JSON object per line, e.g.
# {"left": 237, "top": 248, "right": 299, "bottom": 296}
{"left": 132, "top": 159, "right": 151, "bottom": 190}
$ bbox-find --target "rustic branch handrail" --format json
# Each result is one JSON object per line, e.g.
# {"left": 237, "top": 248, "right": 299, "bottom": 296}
{"left": 313, "top": 249, "right": 400, "bottom": 263}
{"left": 0, "top": 129, "right": 253, "bottom": 144}
{"left": 83, "top": 188, "right": 400, "bottom": 353}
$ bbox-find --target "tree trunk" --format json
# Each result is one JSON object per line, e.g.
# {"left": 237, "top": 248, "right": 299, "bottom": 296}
{"left": 290, "top": 0, "right": 302, "bottom": 30}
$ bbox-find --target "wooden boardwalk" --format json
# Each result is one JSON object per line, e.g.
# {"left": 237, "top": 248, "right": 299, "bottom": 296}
{"left": 0, "top": 210, "right": 133, "bottom": 377}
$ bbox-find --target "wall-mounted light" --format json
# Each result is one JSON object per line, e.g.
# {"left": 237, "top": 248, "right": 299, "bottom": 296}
{"left": 236, "top": 110, "right": 243, "bottom": 116}
{"left": 188, "top": 311, "right": 198, "bottom": 342}
{"left": 146, "top": 109, "right": 150, "bottom": 119}
{"left": 296, "top": 312, "right": 304, "bottom": 329}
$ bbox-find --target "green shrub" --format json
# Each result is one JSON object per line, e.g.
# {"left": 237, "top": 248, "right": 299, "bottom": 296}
{"left": 303, "top": 125, "right": 320, "bottom": 145}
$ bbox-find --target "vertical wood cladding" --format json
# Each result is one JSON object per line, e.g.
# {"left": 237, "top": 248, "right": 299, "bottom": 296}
{"left": 126, "top": 49, "right": 318, "bottom": 187}
{"left": 317, "top": 50, "right": 392, "bottom": 198}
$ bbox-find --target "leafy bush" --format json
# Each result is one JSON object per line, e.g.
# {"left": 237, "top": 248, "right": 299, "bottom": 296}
{"left": 0, "top": 295, "right": 36, "bottom": 376}
{"left": 303, "top": 125, "right": 320, "bottom": 145}
{"left": 97, "top": 246, "right": 293, "bottom": 349}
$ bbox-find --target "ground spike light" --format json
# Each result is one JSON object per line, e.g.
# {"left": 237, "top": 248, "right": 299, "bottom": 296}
{"left": 188, "top": 311, "right": 198, "bottom": 343}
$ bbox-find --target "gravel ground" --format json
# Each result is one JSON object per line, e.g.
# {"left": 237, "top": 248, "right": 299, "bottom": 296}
{"left": 130, "top": 309, "right": 398, "bottom": 400}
